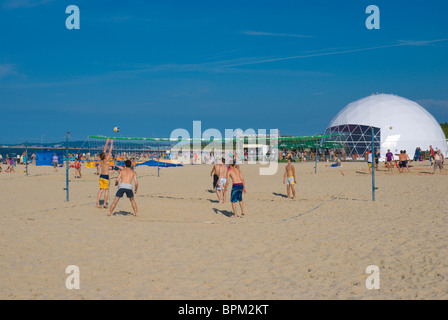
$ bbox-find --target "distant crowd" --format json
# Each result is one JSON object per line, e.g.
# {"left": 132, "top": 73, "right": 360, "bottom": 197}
{"left": 363, "top": 145, "right": 445, "bottom": 174}
{"left": 1, "top": 144, "right": 445, "bottom": 175}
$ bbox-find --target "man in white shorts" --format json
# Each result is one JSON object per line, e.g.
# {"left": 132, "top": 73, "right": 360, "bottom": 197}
{"left": 216, "top": 158, "right": 227, "bottom": 203}
{"left": 283, "top": 158, "right": 297, "bottom": 199}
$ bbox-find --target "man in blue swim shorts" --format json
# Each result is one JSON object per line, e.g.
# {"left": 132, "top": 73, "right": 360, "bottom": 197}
{"left": 224, "top": 162, "right": 246, "bottom": 218}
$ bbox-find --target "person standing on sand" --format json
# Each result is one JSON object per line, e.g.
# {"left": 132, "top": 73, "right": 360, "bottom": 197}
{"left": 216, "top": 158, "right": 227, "bottom": 203}
{"left": 52, "top": 153, "right": 58, "bottom": 171}
{"left": 210, "top": 159, "right": 220, "bottom": 191}
{"left": 433, "top": 150, "right": 444, "bottom": 174}
{"left": 96, "top": 138, "right": 114, "bottom": 208}
{"left": 429, "top": 145, "right": 435, "bottom": 165}
{"left": 403, "top": 150, "right": 411, "bottom": 173}
{"left": 367, "top": 150, "right": 373, "bottom": 174}
{"left": 108, "top": 160, "right": 138, "bottom": 217}
{"left": 224, "top": 163, "right": 246, "bottom": 218}
{"left": 283, "top": 158, "right": 297, "bottom": 199}
{"left": 385, "top": 149, "right": 394, "bottom": 171}
{"left": 95, "top": 153, "right": 100, "bottom": 175}
{"left": 374, "top": 149, "right": 380, "bottom": 171}
{"left": 397, "top": 150, "right": 410, "bottom": 174}
{"left": 74, "top": 156, "right": 82, "bottom": 179}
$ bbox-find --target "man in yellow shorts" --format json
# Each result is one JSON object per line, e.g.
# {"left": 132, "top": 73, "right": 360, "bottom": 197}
{"left": 96, "top": 138, "right": 114, "bottom": 208}
{"left": 283, "top": 158, "right": 297, "bottom": 199}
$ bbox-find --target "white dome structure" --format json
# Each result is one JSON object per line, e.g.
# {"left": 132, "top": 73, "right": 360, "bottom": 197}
{"left": 323, "top": 94, "right": 447, "bottom": 159}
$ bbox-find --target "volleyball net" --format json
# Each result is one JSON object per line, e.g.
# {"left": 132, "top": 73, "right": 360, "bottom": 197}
{"left": 85, "top": 134, "right": 345, "bottom": 165}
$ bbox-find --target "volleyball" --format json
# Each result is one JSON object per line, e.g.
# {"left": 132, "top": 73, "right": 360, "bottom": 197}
{"left": 113, "top": 126, "right": 120, "bottom": 133}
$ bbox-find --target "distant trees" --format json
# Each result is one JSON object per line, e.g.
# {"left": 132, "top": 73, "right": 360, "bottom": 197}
{"left": 440, "top": 122, "right": 448, "bottom": 138}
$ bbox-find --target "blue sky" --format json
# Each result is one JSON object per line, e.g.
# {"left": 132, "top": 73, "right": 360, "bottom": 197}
{"left": 0, "top": 0, "right": 447, "bottom": 143}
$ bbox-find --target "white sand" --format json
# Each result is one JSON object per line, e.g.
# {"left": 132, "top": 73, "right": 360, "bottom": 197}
{"left": 0, "top": 161, "right": 447, "bottom": 299}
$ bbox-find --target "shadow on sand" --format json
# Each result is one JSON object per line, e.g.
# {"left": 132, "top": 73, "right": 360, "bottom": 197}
{"left": 111, "top": 210, "right": 135, "bottom": 217}
{"left": 212, "top": 208, "right": 234, "bottom": 218}
{"left": 272, "top": 192, "right": 288, "bottom": 198}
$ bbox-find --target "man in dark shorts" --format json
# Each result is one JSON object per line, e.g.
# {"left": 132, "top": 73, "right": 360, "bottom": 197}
{"left": 374, "top": 149, "right": 380, "bottom": 171}
{"left": 210, "top": 159, "right": 221, "bottom": 191}
{"left": 397, "top": 150, "right": 410, "bottom": 173}
{"left": 108, "top": 160, "right": 139, "bottom": 217}
{"left": 433, "top": 150, "right": 444, "bottom": 174}
{"left": 403, "top": 150, "right": 411, "bottom": 173}
{"left": 224, "top": 163, "right": 246, "bottom": 218}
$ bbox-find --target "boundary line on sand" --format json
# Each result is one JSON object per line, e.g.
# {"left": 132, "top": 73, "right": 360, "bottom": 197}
{"left": 281, "top": 192, "right": 344, "bottom": 222}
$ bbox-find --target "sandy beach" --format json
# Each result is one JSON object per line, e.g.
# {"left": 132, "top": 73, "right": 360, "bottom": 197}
{"left": 0, "top": 161, "right": 447, "bottom": 299}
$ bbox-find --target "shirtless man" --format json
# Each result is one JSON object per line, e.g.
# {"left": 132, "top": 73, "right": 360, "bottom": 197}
{"left": 397, "top": 150, "right": 410, "bottom": 174}
{"left": 96, "top": 138, "right": 114, "bottom": 208}
{"left": 429, "top": 145, "right": 435, "bottom": 165}
{"left": 210, "top": 159, "right": 221, "bottom": 191}
{"left": 403, "top": 150, "right": 411, "bottom": 173}
{"left": 283, "top": 158, "right": 297, "bottom": 199}
{"left": 433, "top": 150, "right": 444, "bottom": 174}
{"left": 224, "top": 163, "right": 246, "bottom": 218}
{"left": 94, "top": 153, "right": 101, "bottom": 175}
{"left": 215, "top": 158, "right": 227, "bottom": 203}
{"left": 108, "top": 160, "right": 138, "bottom": 217}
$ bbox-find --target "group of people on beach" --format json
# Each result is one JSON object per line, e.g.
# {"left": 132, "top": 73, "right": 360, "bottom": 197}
{"left": 0, "top": 152, "right": 32, "bottom": 173}
{"left": 0, "top": 157, "right": 16, "bottom": 173}
{"left": 94, "top": 139, "right": 139, "bottom": 217}
{"left": 92, "top": 138, "right": 297, "bottom": 219}
{"left": 209, "top": 156, "right": 297, "bottom": 218}
{"left": 3, "top": 139, "right": 445, "bottom": 219}
{"left": 367, "top": 145, "right": 445, "bottom": 174}
{"left": 210, "top": 158, "right": 247, "bottom": 217}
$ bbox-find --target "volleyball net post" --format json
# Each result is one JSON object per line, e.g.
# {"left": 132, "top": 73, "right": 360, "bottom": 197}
{"left": 25, "top": 141, "right": 29, "bottom": 176}
{"left": 65, "top": 132, "right": 70, "bottom": 202}
{"left": 371, "top": 127, "right": 375, "bottom": 201}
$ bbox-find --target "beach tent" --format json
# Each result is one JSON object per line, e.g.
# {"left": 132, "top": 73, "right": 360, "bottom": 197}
{"left": 323, "top": 94, "right": 447, "bottom": 158}
{"left": 36, "top": 152, "right": 63, "bottom": 166}
{"left": 136, "top": 160, "right": 182, "bottom": 167}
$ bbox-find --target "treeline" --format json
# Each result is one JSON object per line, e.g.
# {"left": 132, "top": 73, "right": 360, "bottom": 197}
{"left": 441, "top": 123, "right": 448, "bottom": 138}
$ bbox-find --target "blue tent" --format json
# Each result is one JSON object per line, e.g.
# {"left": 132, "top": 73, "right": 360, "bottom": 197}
{"left": 36, "top": 152, "right": 63, "bottom": 166}
{"left": 136, "top": 160, "right": 182, "bottom": 167}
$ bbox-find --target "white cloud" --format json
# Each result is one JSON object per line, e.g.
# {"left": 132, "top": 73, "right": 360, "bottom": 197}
{"left": 0, "top": 64, "right": 17, "bottom": 78}
{"left": 224, "top": 39, "right": 448, "bottom": 67}
{"left": 2, "top": 0, "right": 55, "bottom": 9}
{"left": 398, "top": 39, "right": 448, "bottom": 46}
{"left": 242, "top": 31, "right": 313, "bottom": 38}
